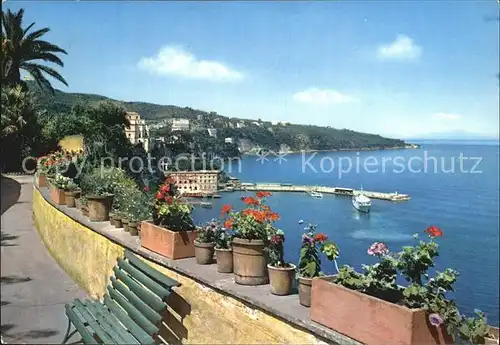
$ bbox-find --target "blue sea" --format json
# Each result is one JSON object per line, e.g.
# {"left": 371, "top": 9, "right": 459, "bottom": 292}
{"left": 191, "top": 141, "right": 500, "bottom": 324}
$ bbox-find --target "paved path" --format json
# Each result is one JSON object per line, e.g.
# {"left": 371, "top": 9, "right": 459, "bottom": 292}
{"left": 1, "top": 175, "right": 87, "bottom": 344}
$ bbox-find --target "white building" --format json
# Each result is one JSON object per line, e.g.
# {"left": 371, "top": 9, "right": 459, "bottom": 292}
{"left": 207, "top": 128, "right": 217, "bottom": 138}
{"left": 125, "top": 112, "right": 150, "bottom": 151}
{"left": 252, "top": 121, "right": 261, "bottom": 127}
{"left": 172, "top": 119, "right": 190, "bottom": 132}
{"left": 225, "top": 137, "right": 234, "bottom": 144}
{"left": 236, "top": 122, "right": 246, "bottom": 128}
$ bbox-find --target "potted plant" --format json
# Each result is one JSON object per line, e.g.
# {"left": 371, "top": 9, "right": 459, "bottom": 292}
{"left": 35, "top": 156, "right": 51, "bottom": 187}
{"left": 49, "top": 174, "right": 72, "bottom": 205}
{"left": 220, "top": 192, "right": 280, "bottom": 286}
{"left": 140, "top": 177, "right": 197, "bottom": 260}
{"left": 113, "top": 211, "right": 123, "bottom": 228}
{"left": 194, "top": 219, "right": 218, "bottom": 265}
{"left": 459, "top": 310, "right": 499, "bottom": 345}
{"left": 297, "top": 223, "right": 339, "bottom": 306}
{"left": 82, "top": 170, "right": 116, "bottom": 222}
{"left": 266, "top": 230, "right": 296, "bottom": 295}
{"left": 79, "top": 196, "right": 89, "bottom": 217}
{"left": 214, "top": 216, "right": 234, "bottom": 273}
{"left": 310, "top": 226, "right": 466, "bottom": 345}
{"left": 64, "top": 180, "right": 81, "bottom": 208}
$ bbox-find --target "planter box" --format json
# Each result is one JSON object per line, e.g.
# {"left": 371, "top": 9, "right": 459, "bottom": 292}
{"left": 311, "top": 276, "right": 454, "bottom": 345}
{"left": 37, "top": 174, "right": 47, "bottom": 188}
{"left": 50, "top": 186, "right": 66, "bottom": 205}
{"left": 486, "top": 326, "right": 499, "bottom": 345}
{"left": 140, "top": 221, "right": 198, "bottom": 260}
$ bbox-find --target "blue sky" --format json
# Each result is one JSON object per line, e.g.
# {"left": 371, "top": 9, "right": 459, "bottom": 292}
{"left": 7, "top": 1, "right": 500, "bottom": 139}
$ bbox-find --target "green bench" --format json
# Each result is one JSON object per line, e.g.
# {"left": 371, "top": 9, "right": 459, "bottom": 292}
{"left": 62, "top": 250, "right": 181, "bottom": 344}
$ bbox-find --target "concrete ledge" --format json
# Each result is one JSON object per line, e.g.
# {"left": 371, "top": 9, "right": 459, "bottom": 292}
{"left": 33, "top": 182, "right": 361, "bottom": 345}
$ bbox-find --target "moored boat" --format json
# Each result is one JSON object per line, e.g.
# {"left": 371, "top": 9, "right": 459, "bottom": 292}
{"left": 308, "top": 190, "right": 323, "bottom": 198}
{"left": 352, "top": 194, "right": 371, "bottom": 213}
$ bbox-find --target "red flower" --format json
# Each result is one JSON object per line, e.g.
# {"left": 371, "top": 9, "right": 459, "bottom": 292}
{"left": 166, "top": 196, "right": 173, "bottom": 204}
{"left": 160, "top": 184, "right": 170, "bottom": 193}
{"left": 143, "top": 186, "right": 150, "bottom": 192}
{"left": 425, "top": 226, "right": 443, "bottom": 238}
{"left": 252, "top": 210, "right": 267, "bottom": 223}
{"left": 221, "top": 204, "right": 232, "bottom": 216}
{"left": 224, "top": 218, "right": 234, "bottom": 229}
{"left": 270, "top": 234, "right": 283, "bottom": 245}
{"left": 314, "top": 233, "right": 328, "bottom": 243}
{"left": 256, "top": 191, "right": 272, "bottom": 199}
{"left": 155, "top": 192, "right": 164, "bottom": 200}
{"left": 242, "top": 196, "right": 259, "bottom": 205}
{"left": 267, "top": 212, "right": 280, "bottom": 221}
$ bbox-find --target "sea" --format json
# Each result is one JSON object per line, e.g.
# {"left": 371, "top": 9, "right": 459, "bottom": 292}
{"left": 191, "top": 141, "right": 500, "bottom": 324}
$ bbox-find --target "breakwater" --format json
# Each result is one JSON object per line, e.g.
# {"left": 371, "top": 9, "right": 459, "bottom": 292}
{"left": 230, "top": 183, "right": 410, "bottom": 202}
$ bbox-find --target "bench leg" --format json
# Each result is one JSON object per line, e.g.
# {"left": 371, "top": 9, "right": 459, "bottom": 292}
{"left": 61, "top": 319, "right": 79, "bottom": 344}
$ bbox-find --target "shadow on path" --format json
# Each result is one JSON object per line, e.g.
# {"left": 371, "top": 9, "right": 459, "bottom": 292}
{"left": 1, "top": 176, "right": 21, "bottom": 215}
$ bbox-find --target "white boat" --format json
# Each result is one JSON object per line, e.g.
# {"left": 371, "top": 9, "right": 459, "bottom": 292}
{"left": 352, "top": 194, "right": 371, "bottom": 213}
{"left": 308, "top": 190, "right": 323, "bottom": 198}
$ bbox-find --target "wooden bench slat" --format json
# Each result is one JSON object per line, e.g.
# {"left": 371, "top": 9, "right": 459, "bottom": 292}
{"left": 106, "top": 285, "right": 159, "bottom": 336}
{"left": 117, "top": 259, "right": 171, "bottom": 300}
{"left": 83, "top": 300, "right": 131, "bottom": 344}
{"left": 113, "top": 267, "right": 167, "bottom": 313}
{"left": 110, "top": 277, "right": 163, "bottom": 325}
{"left": 103, "top": 295, "right": 154, "bottom": 345}
{"left": 125, "top": 250, "right": 181, "bottom": 288}
{"left": 88, "top": 301, "right": 140, "bottom": 345}
{"left": 72, "top": 299, "right": 117, "bottom": 345}
{"left": 65, "top": 304, "right": 99, "bottom": 345}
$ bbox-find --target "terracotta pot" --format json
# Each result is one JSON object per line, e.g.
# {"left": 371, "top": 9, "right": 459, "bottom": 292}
{"left": 87, "top": 194, "right": 114, "bottom": 222}
{"left": 50, "top": 186, "right": 66, "bottom": 205}
{"left": 64, "top": 190, "right": 81, "bottom": 208}
{"left": 37, "top": 174, "right": 47, "bottom": 188}
{"left": 298, "top": 276, "right": 313, "bottom": 307}
{"left": 122, "top": 218, "right": 130, "bottom": 232}
{"left": 215, "top": 248, "right": 233, "bottom": 273}
{"left": 268, "top": 264, "right": 296, "bottom": 296}
{"left": 485, "top": 326, "right": 499, "bottom": 345}
{"left": 75, "top": 198, "right": 82, "bottom": 210}
{"left": 194, "top": 241, "right": 215, "bottom": 265}
{"left": 140, "top": 221, "right": 198, "bottom": 260}
{"left": 310, "top": 276, "right": 454, "bottom": 345}
{"left": 232, "top": 237, "right": 269, "bottom": 285}
{"left": 129, "top": 222, "right": 138, "bottom": 236}
{"left": 113, "top": 216, "right": 123, "bottom": 228}
{"left": 81, "top": 205, "right": 89, "bottom": 217}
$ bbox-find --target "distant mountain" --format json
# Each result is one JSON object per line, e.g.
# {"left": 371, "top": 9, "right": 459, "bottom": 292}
{"left": 28, "top": 83, "right": 407, "bottom": 152}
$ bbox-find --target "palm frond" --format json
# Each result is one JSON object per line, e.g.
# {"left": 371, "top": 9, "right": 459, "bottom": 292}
{"left": 31, "top": 40, "right": 67, "bottom": 55}
{"left": 24, "top": 27, "right": 49, "bottom": 41}
{"left": 22, "top": 52, "right": 64, "bottom": 66}
{"left": 21, "top": 64, "right": 54, "bottom": 94}
{"left": 22, "top": 22, "right": 36, "bottom": 36}
{"left": 21, "top": 62, "right": 68, "bottom": 86}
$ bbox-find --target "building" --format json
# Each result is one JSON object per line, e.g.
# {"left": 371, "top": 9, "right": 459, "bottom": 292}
{"left": 172, "top": 119, "right": 190, "bottom": 132}
{"left": 207, "top": 128, "right": 217, "bottom": 138}
{"left": 236, "top": 122, "right": 246, "bottom": 128}
{"left": 225, "top": 137, "right": 234, "bottom": 144}
{"left": 125, "top": 112, "right": 149, "bottom": 151}
{"left": 166, "top": 170, "right": 219, "bottom": 196}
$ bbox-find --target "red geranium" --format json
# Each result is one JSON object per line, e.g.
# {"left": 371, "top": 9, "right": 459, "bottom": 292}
{"left": 160, "top": 184, "right": 170, "bottom": 193}
{"left": 314, "top": 233, "right": 328, "bottom": 243}
{"left": 267, "top": 212, "right": 280, "bottom": 222}
{"left": 224, "top": 218, "right": 234, "bottom": 229}
{"left": 221, "top": 204, "right": 232, "bottom": 217}
{"left": 425, "top": 225, "right": 443, "bottom": 238}
{"left": 155, "top": 191, "right": 163, "bottom": 200}
{"left": 256, "top": 191, "right": 272, "bottom": 199}
{"left": 166, "top": 196, "right": 173, "bottom": 204}
{"left": 242, "top": 196, "right": 259, "bottom": 205}
{"left": 143, "top": 186, "right": 150, "bottom": 192}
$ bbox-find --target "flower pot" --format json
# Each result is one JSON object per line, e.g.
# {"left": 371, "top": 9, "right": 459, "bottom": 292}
{"left": 75, "top": 198, "right": 82, "bottom": 210}
{"left": 81, "top": 205, "right": 89, "bottom": 217}
{"left": 113, "top": 216, "right": 123, "bottom": 228}
{"left": 37, "top": 174, "right": 47, "bottom": 188}
{"left": 298, "top": 276, "right": 313, "bottom": 307}
{"left": 129, "top": 222, "right": 138, "bottom": 236}
{"left": 194, "top": 241, "right": 215, "bottom": 265}
{"left": 268, "top": 264, "right": 296, "bottom": 296}
{"left": 232, "top": 237, "right": 269, "bottom": 286}
{"left": 215, "top": 248, "right": 233, "bottom": 273}
{"left": 485, "top": 326, "right": 499, "bottom": 345}
{"left": 64, "top": 190, "right": 81, "bottom": 208}
{"left": 310, "top": 276, "right": 454, "bottom": 345}
{"left": 140, "top": 220, "right": 198, "bottom": 260}
{"left": 50, "top": 186, "right": 66, "bottom": 205}
{"left": 86, "top": 194, "right": 114, "bottom": 222}
{"left": 122, "top": 218, "right": 130, "bottom": 232}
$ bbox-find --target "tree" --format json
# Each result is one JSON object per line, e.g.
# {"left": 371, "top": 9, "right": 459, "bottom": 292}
{"left": 1, "top": 8, "right": 68, "bottom": 93}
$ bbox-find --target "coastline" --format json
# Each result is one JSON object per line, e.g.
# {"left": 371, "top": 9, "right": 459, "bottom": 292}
{"left": 242, "top": 145, "right": 420, "bottom": 156}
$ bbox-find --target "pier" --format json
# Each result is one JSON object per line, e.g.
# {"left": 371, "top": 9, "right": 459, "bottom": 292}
{"left": 228, "top": 183, "right": 410, "bottom": 202}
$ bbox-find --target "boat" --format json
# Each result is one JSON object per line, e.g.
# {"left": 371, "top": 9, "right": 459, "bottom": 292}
{"left": 352, "top": 194, "right": 371, "bottom": 213}
{"left": 308, "top": 190, "right": 323, "bottom": 198}
{"left": 200, "top": 202, "right": 212, "bottom": 209}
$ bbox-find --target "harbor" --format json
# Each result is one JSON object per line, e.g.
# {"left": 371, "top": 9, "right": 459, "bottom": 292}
{"left": 223, "top": 182, "right": 410, "bottom": 202}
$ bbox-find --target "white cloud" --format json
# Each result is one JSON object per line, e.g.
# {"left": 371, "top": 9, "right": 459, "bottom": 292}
{"left": 293, "top": 88, "right": 355, "bottom": 105}
{"left": 138, "top": 46, "right": 243, "bottom": 82}
{"left": 433, "top": 112, "right": 463, "bottom": 120}
{"left": 377, "top": 35, "right": 422, "bottom": 60}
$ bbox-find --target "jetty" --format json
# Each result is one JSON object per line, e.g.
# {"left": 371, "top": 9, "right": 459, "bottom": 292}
{"left": 229, "top": 183, "right": 410, "bottom": 202}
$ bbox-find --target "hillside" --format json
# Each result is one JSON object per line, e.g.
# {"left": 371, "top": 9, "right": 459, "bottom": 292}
{"left": 29, "top": 83, "right": 406, "bottom": 152}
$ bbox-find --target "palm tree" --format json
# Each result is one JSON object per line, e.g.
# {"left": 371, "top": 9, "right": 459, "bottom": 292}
{"left": 1, "top": 8, "right": 68, "bottom": 93}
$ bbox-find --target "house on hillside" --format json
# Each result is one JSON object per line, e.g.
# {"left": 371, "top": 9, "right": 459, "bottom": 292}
{"left": 236, "top": 122, "right": 246, "bottom": 128}
{"left": 207, "top": 128, "right": 217, "bottom": 138}
{"left": 225, "top": 137, "right": 234, "bottom": 144}
{"left": 172, "top": 119, "right": 190, "bottom": 132}
{"left": 125, "top": 112, "right": 150, "bottom": 151}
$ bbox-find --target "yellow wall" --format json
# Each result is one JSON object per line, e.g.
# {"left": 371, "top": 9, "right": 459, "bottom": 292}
{"left": 58, "top": 135, "right": 84, "bottom": 152}
{"left": 33, "top": 188, "right": 328, "bottom": 344}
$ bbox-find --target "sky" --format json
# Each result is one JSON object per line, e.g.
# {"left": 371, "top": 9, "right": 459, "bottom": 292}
{"left": 6, "top": 1, "right": 500, "bottom": 139}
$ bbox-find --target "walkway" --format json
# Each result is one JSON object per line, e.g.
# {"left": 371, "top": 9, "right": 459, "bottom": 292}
{"left": 1, "top": 175, "right": 87, "bottom": 344}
